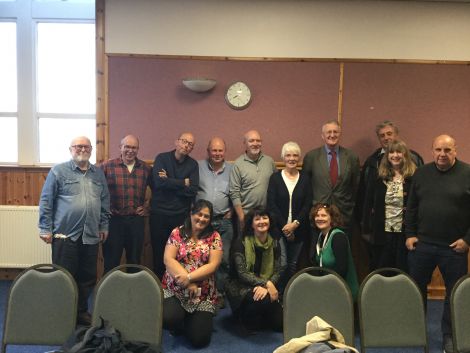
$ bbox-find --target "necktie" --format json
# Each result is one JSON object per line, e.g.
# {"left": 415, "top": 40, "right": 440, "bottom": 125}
{"left": 330, "top": 150, "right": 338, "bottom": 187}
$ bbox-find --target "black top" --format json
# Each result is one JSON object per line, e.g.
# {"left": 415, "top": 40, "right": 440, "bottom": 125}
{"left": 267, "top": 170, "right": 312, "bottom": 242}
{"left": 405, "top": 160, "right": 470, "bottom": 245}
{"left": 310, "top": 229, "right": 349, "bottom": 278}
{"left": 150, "top": 150, "right": 199, "bottom": 215}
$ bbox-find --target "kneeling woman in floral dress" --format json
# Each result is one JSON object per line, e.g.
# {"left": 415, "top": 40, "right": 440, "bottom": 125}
{"left": 162, "top": 199, "right": 222, "bottom": 348}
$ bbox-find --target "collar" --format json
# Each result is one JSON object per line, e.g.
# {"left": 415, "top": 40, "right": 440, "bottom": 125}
{"left": 70, "top": 159, "right": 94, "bottom": 172}
{"left": 324, "top": 145, "right": 339, "bottom": 155}
{"left": 243, "top": 152, "right": 263, "bottom": 163}
{"left": 119, "top": 157, "right": 141, "bottom": 167}
{"left": 207, "top": 159, "right": 226, "bottom": 174}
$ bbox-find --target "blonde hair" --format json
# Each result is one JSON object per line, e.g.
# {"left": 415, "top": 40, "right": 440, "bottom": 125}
{"left": 378, "top": 140, "right": 416, "bottom": 180}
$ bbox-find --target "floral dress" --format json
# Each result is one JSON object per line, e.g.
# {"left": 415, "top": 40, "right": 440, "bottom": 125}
{"left": 162, "top": 226, "right": 222, "bottom": 314}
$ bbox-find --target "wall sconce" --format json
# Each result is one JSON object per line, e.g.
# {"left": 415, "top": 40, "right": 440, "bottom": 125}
{"left": 182, "top": 78, "right": 216, "bottom": 92}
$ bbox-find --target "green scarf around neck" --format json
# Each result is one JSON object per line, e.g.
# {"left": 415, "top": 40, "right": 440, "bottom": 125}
{"left": 243, "top": 234, "right": 274, "bottom": 280}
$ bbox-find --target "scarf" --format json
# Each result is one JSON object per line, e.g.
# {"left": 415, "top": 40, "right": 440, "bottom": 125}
{"left": 243, "top": 234, "right": 274, "bottom": 280}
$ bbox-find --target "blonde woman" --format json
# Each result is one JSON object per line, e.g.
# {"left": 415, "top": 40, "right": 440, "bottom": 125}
{"left": 362, "top": 140, "right": 417, "bottom": 272}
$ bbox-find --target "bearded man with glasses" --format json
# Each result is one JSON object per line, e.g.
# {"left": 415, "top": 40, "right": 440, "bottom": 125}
{"left": 38, "top": 136, "right": 110, "bottom": 326}
{"left": 150, "top": 132, "right": 199, "bottom": 279}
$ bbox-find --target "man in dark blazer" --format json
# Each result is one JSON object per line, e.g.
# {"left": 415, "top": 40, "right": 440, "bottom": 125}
{"left": 302, "top": 120, "right": 360, "bottom": 237}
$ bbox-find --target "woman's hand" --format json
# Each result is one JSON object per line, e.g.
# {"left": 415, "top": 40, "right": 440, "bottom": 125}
{"left": 266, "top": 281, "right": 279, "bottom": 302}
{"left": 174, "top": 272, "right": 191, "bottom": 288}
{"left": 252, "top": 286, "right": 268, "bottom": 301}
{"left": 187, "top": 283, "right": 200, "bottom": 300}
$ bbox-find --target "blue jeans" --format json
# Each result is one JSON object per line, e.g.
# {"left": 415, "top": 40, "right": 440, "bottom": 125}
{"left": 408, "top": 241, "right": 468, "bottom": 336}
{"left": 212, "top": 218, "right": 234, "bottom": 293}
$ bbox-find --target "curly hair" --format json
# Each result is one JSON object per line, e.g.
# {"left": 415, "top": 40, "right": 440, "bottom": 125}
{"left": 242, "top": 207, "right": 273, "bottom": 237}
{"left": 310, "top": 203, "right": 344, "bottom": 229}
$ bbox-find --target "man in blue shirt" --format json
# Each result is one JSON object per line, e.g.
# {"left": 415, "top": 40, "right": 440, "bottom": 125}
{"left": 39, "top": 136, "right": 110, "bottom": 326}
{"left": 197, "top": 137, "right": 233, "bottom": 303}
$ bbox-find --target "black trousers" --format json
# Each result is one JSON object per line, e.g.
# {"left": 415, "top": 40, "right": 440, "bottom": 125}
{"left": 239, "top": 292, "right": 283, "bottom": 332}
{"left": 149, "top": 212, "right": 186, "bottom": 279}
{"left": 162, "top": 296, "right": 213, "bottom": 348}
{"left": 52, "top": 236, "right": 98, "bottom": 313}
{"left": 102, "top": 215, "right": 145, "bottom": 273}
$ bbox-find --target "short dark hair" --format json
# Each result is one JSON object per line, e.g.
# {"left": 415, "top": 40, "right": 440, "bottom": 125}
{"left": 243, "top": 207, "right": 273, "bottom": 237}
{"left": 310, "top": 203, "right": 344, "bottom": 229}
{"left": 182, "top": 199, "right": 214, "bottom": 240}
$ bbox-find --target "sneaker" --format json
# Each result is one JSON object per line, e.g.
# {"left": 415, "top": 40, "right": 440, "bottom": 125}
{"left": 76, "top": 311, "right": 92, "bottom": 326}
{"left": 443, "top": 334, "right": 455, "bottom": 353}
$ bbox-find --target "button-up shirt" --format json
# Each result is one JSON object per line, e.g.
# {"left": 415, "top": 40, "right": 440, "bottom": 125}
{"left": 197, "top": 160, "right": 232, "bottom": 216}
{"left": 325, "top": 144, "right": 341, "bottom": 175}
{"left": 39, "top": 160, "right": 110, "bottom": 245}
{"left": 100, "top": 157, "right": 151, "bottom": 216}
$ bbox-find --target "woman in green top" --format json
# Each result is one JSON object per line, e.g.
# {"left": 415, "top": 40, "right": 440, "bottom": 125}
{"left": 310, "top": 203, "right": 358, "bottom": 300}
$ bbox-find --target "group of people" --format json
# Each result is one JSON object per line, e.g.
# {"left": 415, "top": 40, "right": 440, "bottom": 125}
{"left": 38, "top": 120, "right": 470, "bottom": 353}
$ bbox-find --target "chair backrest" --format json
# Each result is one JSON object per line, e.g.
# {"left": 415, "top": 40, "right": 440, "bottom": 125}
{"left": 1, "top": 264, "right": 78, "bottom": 353}
{"left": 451, "top": 274, "right": 470, "bottom": 353}
{"left": 283, "top": 266, "right": 355, "bottom": 346}
{"left": 92, "top": 264, "right": 163, "bottom": 349}
{"left": 358, "top": 268, "right": 428, "bottom": 352}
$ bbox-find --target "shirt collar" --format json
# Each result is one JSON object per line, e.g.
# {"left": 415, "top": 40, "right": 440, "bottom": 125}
{"left": 119, "top": 156, "right": 141, "bottom": 167}
{"left": 244, "top": 152, "right": 263, "bottom": 163}
{"left": 70, "top": 159, "right": 95, "bottom": 172}
{"left": 324, "top": 145, "right": 339, "bottom": 155}
{"left": 207, "top": 159, "right": 226, "bottom": 173}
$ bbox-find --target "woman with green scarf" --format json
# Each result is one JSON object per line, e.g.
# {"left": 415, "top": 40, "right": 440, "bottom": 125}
{"left": 225, "top": 208, "right": 285, "bottom": 333}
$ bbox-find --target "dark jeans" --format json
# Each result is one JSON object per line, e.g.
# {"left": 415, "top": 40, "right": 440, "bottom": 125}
{"left": 162, "top": 296, "right": 213, "bottom": 348}
{"left": 239, "top": 292, "right": 283, "bottom": 332}
{"left": 408, "top": 241, "right": 468, "bottom": 336}
{"left": 212, "top": 218, "right": 234, "bottom": 293}
{"left": 103, "top": 215, "right": 145, "bottom": 274}
{"left": 52, "top": 236, "right": 98, "bottom": 313}
{"left": 149, "top": 212, "right": 186, "bottom": 279}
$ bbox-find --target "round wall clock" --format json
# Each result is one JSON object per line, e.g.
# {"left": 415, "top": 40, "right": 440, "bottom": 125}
{"left": 225, "top": 81, "right": 252, "bottom": 110}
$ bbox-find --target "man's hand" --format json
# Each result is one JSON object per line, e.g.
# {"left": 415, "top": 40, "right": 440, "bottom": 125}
{"left": 135, "top": 205, "right": 147, "bottom": 216}
{"left": 450, "top": 239, "right": 469, "bottom": 253}
{"left": 99, "top": 231, "right": 109, "bottom": 242}
{"left": 406, "top": 236, "right": 418, "bottom": 250}
{"left": 158, "top": 169, "right": 167, "bottom": 179}
{"left": 39, "top": 233, "right": 53, "bottom": 244}
{"left": 184, "top": 178, "right": 190, "bottom": 187}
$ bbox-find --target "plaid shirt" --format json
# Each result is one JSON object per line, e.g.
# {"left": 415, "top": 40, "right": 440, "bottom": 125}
{"left": 100, "top": 157, "right": 151, "bottom": 216}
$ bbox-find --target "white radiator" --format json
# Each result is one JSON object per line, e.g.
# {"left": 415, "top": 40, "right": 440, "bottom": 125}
{"left": 0, "top": 205, "right": 52, "bottom": 268}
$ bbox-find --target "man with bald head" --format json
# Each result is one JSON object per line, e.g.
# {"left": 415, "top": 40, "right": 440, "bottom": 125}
{"left": 197, "top": 137, "right": 233, "bottom": 301}
{"left": 150, "top": 132, "right": 199, "bottom": 278}
{"left": 39, "top": 136, "right": 110, "bottom": 325}
{"left": 405, "top": 134, "right": 470, "bottom": 353}
{"left": 230, "top": 130, "right": 276, "bottom": 231}
{"left": 100, "top": 134, "right": 151, "bottom": 273}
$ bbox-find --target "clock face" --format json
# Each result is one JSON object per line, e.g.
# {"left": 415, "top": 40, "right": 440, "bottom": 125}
{"left": 225, "top": 81, "right": 252, "bottom": 110}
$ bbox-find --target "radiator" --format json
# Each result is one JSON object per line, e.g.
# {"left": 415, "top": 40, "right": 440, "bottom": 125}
{"left": 0, "top": 205, "right": 52, "bottom": 268}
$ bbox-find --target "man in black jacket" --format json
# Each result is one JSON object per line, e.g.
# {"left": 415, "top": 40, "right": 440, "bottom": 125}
{"left": 405, "top": 134, "right": 470, "bottom": 353}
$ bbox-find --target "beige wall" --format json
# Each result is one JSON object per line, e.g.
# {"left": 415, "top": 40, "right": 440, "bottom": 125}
{"left": 105, "top": 0, "right": 470, "bottom": 61}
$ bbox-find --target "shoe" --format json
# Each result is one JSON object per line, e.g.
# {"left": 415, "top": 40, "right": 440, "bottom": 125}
{"left": 443, "top": 334, "right": 455, "bottom": 353}
{"left": 76, "top": 311, "right": 92, "bottom": 326}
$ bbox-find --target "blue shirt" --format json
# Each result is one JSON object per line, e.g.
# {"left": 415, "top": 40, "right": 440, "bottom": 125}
{"left": 324, "top": 144, "right": 341, "bottom": 175}
{"left": 39, "top": 160, "right": 111, "bottom": 245}
{"left": 197, "top": 160, "right": 232, "bottom": 216}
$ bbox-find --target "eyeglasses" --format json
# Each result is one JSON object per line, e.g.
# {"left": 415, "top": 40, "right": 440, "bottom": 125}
{"left": 179, "top": 139, "right": 195, "bottom": 148}
{"left": 71, "top": 145, "right": 92, "bottom": 152}
{"left": 123, "top": 145, "right": 138, "bottom": 150}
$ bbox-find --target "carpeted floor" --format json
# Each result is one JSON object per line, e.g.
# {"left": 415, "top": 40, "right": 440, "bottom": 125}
{"left": 0, "top": 280, "right": 444, "bottom": 352}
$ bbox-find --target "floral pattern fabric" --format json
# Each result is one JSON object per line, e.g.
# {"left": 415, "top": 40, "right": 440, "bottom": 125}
{"left": 162, "top": 226, "right": 222, "bottom": 313}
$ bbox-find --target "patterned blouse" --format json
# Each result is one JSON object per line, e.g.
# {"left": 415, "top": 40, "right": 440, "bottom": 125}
{"left": 384, "top": 180, "right": 404, "bottom": 233}
{"left": 162, "top": 226, "right": 222, "bottom": 314}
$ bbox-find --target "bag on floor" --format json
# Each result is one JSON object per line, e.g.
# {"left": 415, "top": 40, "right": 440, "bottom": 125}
{"left": 58, "top": 317, "right": 161, "bottom": 353}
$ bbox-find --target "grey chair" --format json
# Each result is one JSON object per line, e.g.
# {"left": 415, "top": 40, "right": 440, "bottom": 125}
{"left": 451, "top": 274, "right": 470, "bottom": 353}
{"left": 358, "top": 268, "right": 428, "bottom": 352}
{"left": 283, "top": 266, "right": 355, "bottom": 346}
{"left": 92, "top": 264, "right": 163, "bottom": 350}
{"left": 1, "top": 263, "right": 77, "bottom": 353}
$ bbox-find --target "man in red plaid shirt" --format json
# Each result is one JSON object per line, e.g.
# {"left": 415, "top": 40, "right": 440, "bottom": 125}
{"left": 100, "top": 134, "right": 151, "bottom": 273}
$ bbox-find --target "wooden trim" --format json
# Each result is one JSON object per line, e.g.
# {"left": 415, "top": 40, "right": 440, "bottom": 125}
{"left": 105, "top": 53, "right": 470, "bottom": 65}
{"left": 337, "top": 62, "right": 344, "bottom": 125}
{"left": 96, "top": 0, "right": 106, "bottom": 163}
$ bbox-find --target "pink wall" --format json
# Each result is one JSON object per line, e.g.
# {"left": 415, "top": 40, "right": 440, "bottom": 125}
{"left": 108, "top": 57, "right": 470, "bottom": 164}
